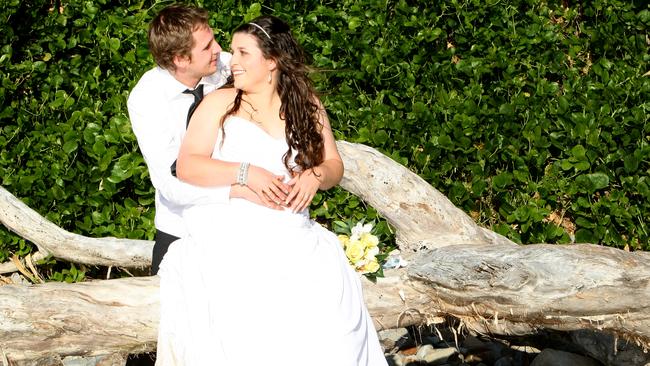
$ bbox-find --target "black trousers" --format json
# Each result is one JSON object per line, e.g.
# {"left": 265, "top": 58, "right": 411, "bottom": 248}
{"left": 151, "top": 229, "right": 180, "bottom": 275}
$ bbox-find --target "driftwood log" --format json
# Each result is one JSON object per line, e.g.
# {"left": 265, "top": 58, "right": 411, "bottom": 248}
{"left": 1, "top": 141, "right": 649, "bottom": 365}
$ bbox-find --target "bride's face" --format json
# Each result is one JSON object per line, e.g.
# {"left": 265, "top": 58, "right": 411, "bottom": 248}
{"left": 230, "top": 32, "right": 275, "bottom": 91}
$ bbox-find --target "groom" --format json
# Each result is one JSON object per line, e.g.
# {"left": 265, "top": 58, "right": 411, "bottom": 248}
{"left": 127, "top": 4, "right": 233, "bottom": 275}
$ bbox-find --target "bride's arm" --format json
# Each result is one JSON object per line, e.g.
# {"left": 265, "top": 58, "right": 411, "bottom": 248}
{"left": 310, "top": 106, "right": 344, "bottom": 190}
{"left": 176, "top": 89, "right": 240, "bottom": 187}
{"left": 177, "top": 89, "right": 288, "bottom": 207}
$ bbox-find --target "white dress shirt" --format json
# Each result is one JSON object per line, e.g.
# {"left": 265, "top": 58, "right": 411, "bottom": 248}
{"left": 127, "top": 52, "right": 232, "bottom": 238}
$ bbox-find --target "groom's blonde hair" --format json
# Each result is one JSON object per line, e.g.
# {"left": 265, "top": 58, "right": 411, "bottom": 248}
{"left": 148, "top": 4, "right": 210, "bottom": 71}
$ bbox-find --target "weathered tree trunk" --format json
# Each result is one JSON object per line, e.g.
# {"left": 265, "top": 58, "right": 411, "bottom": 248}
{"left": 336, "top": 142, "right": 514, "bottom": 253}
{"left": 0, "top": 186, "right": 152, "bottom": 270}
{"left": 1, "top": 141, "right": 648, "bottom": 365}
{"left": 0, "top": 277, "right": 158, "bottom": 363}
{"left": 409, "top": 244, "right": 650, "bottom": 343}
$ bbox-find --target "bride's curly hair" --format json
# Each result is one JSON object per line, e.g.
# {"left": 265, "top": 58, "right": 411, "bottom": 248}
{"left": 222, "top": 15, "right": 324, "bottom": 174}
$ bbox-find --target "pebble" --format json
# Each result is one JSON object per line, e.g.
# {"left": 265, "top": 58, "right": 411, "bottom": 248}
{"left": 379, "top": 328, "right": 411, "bottom": 351}
{"left": 10, "top": 272, "right": 30, "bottom": 285}
{"left": 416, "top": 345, "right": 457, "bottom": 364}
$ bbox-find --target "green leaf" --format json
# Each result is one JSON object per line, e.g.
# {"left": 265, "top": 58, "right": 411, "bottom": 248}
{"left": 575, "top": 217, "right": 595, "bottom": 228}
{"left": 624, "top": 153, "right": 639, "bottom": 173}
{"left": 585, "top": 173, "right": 609, "bottom": 190}
{"left": 570, "top": 145, "right": 586, "bottom": 159}
{"left": 573, "top": 161, "right": 590, "bottom": 171}
{"left": 471, "top": 179, "right": 487, "bottom": 196}
{"left": 372, "top": 130, "right": 389, "bottom": 145}
{"left": 557, "top": 96, "right": 569, "bottom": 113}
{"left": 576, "top": 173, "right": 609, "bottom": 193}
{"left": 492, "top": 172, "right": 513, "bottom": 190}
{"left": 575, "top": 228, "right": 598, "bottom": 243}
{"left": 437, "top": 135, "right": 453, "bottom": 150}
{"left": 244, "top": 3, "right": 262, "bottom": 21}
{"left": 498, "top": 103, "right": 515, "bottom": 115}
{"left": 62, "top": 141, "right": 78, "bottom": 154}
{"left": 348, "top": 17, "right": 361, "bottom": 30}
{"left": 108, "top": 38, "right": 121, "bottom": 52}
{"left": 559, "top": 160, "right": 573, "bottom": 171}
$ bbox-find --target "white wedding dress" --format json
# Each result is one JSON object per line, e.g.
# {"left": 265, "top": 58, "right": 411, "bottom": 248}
{"left": 156, "top": 116, "right": 388, "bottom": 366}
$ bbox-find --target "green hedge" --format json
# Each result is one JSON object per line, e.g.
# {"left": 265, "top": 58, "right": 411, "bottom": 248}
{"left": 1, "top": 0, "right": 648, "bottom": 278}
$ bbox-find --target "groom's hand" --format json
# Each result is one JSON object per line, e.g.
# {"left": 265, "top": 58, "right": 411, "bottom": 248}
{"left": 246, "top": 165, "right": 290, "bottom": 208}
{"left": 230, "top": 184, "right": 284, "bottom": 210}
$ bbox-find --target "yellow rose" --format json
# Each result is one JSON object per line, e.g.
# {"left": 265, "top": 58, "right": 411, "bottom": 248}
{"left": 338, "top": 234, "right": 350, "bottom": 248}
{"left": 364, "top": 260, "right": 380, "bottom": 273}
{"left": 345, "top": 239, "right": 365, "bottom": 264}
{"left": 360, "top": 233, "right": 379, "bottom": 248}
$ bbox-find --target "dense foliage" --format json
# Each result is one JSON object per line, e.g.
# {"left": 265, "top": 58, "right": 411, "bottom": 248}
{"left": 1, "top": 0, "right": 648, "bottom": 280}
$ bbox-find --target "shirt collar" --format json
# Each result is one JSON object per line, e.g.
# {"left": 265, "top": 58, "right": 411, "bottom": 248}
{"left": 158, "top": 52, "right": 231, "bottom": 101}
{"left": 157, "top": 67, "right": 192, "bottom": 101}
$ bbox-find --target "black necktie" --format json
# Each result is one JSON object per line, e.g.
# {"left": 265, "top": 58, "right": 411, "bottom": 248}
{"left": 183, "top": 84, "right": 204, "bottom": 127}
{"left": 171, "top": 84, "right": 205, "bottom": 176}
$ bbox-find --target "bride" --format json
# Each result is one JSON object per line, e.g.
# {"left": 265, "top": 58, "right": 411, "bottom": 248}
{"left": 156, "top": 15, "right": 388, "bottom": 366}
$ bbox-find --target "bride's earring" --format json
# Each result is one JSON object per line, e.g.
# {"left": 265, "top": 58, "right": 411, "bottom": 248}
{"left": 268, "top": 72, "right": 272, "bottom": 84}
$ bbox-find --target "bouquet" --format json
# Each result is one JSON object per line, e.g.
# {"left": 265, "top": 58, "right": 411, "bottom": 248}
{"left": 338, "top": 222, "right": 381, "bottom": 274}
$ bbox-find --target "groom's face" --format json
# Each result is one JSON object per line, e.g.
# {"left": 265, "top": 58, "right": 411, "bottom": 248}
{"left": 179, "top": 25, "right": 222, "bottom": 78}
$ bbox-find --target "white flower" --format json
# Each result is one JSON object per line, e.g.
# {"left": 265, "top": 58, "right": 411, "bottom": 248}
{"left": 365, "top": 246, "right": 380, "bottom": 258}
{"left": 350, "top": 222, "right": 373, "bottom": 241}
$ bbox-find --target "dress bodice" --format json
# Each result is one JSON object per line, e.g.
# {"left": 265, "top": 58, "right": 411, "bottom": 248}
{"left": 183, "top": 116, "right": 310, "bottom": 235}
{"left": 213, "top": 115, "right": 293, "bottom": 178}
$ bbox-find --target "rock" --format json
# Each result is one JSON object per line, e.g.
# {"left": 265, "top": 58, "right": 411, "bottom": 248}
{"left": 62, "top": 353, "right": 126, "bottom": 366}
{"left": 416, "top": 344, "right": 436, "bottom": 359}
{"left": 530, "top": 349, "right": 601, "bottom": 366}
{"left": 386, "top": 353, "right": 405, "bottom": 366}
{"left": 10, "top": 272, "right": 30, "bottom": 285}
{"left": 511, "top": 350, "right": 535, "bottom": 366}
{"left": 379, "top": 328, "right": 410, "bottom": 351}
{"left": 415, "top": 345, "right": 457, "bottom": 364}
{"left": 425, "top": 335, "right": 442, "bottom": 345}
{"left": 462, "top": 335, "right": 488, "bottom": 351}
{"left": 460, "top": 335, "right": 504, "bottom": 364}
{"left": 400, "top": 346, "right": 418, "bottom": 356}
{"left": 463, "top": 354, "right": 487, "bottom": 363}
{"left": 494, "top": 355, "right": 514, "bottom": 366}
{"left": 571, "top": 329, "right": 650, "bottom": 366}
{"left": 509, "top": 344, "right": 541, "bottom": 354}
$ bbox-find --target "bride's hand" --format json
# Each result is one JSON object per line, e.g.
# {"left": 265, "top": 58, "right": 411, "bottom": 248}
{"left": 246, "top": 165, "right": 290, "bottom": 207}
{"left": 285, "top": 169, "right": 321, "bottom": 213}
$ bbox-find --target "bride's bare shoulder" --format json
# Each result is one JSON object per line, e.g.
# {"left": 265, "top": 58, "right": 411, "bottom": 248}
{"left": 204, "top": 87, "right": 238, "bottom": 107}
{"left": 190, "top": 88, "right": 237, "bottom": 126}
{"left": 195, "top": 87, "right": 239, "bottom": 121}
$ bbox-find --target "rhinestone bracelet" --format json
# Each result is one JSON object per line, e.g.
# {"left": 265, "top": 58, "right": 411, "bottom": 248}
{"left": 237, "top": 162, "right": 250, "bottom": 186}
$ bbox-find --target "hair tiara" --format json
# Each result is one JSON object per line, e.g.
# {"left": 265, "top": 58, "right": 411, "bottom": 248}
{"left": 249, "top": 22, "right": 271, "bottom": 40}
